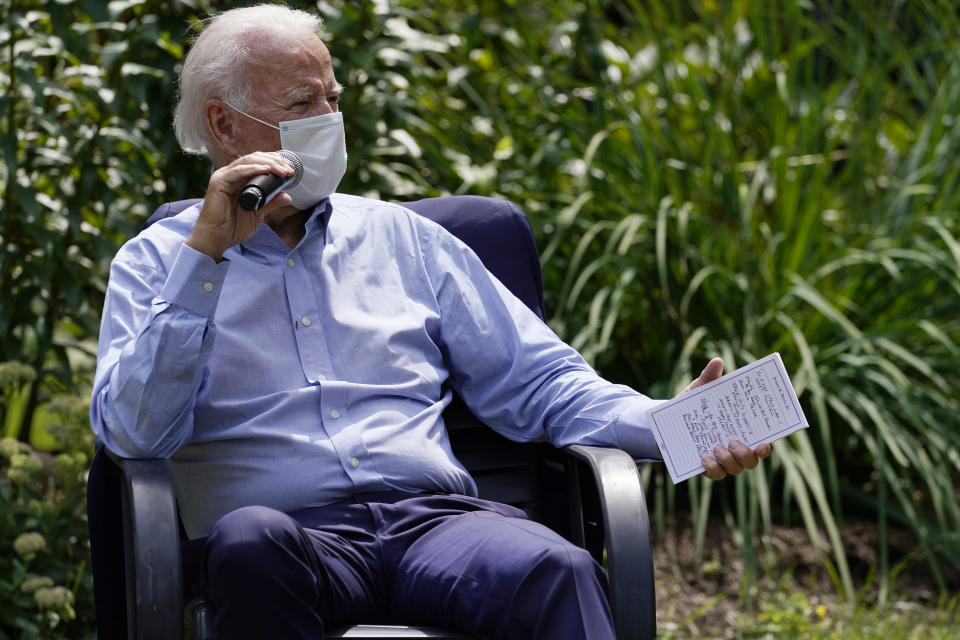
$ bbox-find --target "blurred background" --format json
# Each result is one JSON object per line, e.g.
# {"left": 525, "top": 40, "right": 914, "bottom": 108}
{"left": 1, "top": 0, "right": 958, "bottom": 637}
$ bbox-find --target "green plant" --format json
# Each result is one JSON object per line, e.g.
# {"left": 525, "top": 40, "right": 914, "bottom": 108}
{"left": 0, "top": 0, "right": 216, "bottom": 442}
{"left": 0, "top": 363, "right": 36, "bottom": 442}
{"left": 735, "top": 588, "right": 960, "bottom": 640}
{"left": 0, "top": 389, "right": 94, "bottom": 639}
{"left": 356, "top": 0, "right": 960, "bottom": 606}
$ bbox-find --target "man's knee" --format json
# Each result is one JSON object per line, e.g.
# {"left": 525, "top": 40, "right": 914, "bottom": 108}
{"left": 511, "top": 543, "right": 612, "bottom": 639}
{"left": 201, "top": 506, "right": 329, "bottom": 637}
{"left": 204, "top": 505, "right": 307, "bottom": 586}
{"left": 527, "top": 542, "right": 607, "bottom": 595}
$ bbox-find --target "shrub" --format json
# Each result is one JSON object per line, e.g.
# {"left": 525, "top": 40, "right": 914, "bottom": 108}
{"left": 0, "top": 392, "right": 94, "bottom": 639}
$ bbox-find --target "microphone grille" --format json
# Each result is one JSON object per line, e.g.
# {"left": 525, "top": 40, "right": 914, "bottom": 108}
{"left": 277, "top": 150, "right": 304, "bottom": 187}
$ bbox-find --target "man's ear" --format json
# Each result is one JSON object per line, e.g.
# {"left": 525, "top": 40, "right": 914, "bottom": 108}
{"left": 205, "top": 99, "right": 241, "bottom": 158}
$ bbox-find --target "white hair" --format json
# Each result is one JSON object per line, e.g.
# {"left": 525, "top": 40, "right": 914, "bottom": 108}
{"left": 173, "top": 4, "right": 324, "bottom": 156}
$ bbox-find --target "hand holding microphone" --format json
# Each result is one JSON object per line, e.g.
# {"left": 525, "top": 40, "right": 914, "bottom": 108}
{"left": 238, "top": 150, "right": 304, "bottom": 211}
{"left": 187, "top": 150, "right": 301, "bottom": 261}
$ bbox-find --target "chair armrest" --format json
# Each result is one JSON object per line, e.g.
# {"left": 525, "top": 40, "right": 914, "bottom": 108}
{"left": 105, "top": 449, "right": 184, "bottom": 640}
{"left": 563, "top": 445, "right": 655, "bottom": 640}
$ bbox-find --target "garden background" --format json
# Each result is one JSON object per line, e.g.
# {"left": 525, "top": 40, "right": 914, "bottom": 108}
{"left": 1, "top": 0, "right": 958, "bottom": 638}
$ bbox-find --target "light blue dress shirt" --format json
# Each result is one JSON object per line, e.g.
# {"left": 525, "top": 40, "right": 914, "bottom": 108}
{"left": 91, "top": 194, "right": 662, "bottom": 538}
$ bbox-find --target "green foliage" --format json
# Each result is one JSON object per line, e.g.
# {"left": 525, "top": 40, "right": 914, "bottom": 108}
{"left": 740, "top": 591, "right": 959, "bottom": 640}
{"left": 1, "top": 0, "right": 958, "bottom": 635}
{"left": 325, "top": 0, "right": 960, "bottom": 606}
{"left": 0, "top": 362, "right": 36, "bottom": 441}
{"left": 0, "top": 0, "right": 215, "bottom": 440}
{"left": 0, "top": 386, "right": 94, "bottom": 639}
{"left": 661, "top": 589, "right": 960, "bottom": 639}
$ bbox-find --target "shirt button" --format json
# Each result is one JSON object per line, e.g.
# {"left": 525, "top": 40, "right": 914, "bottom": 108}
{"left": 330, "top": 409, "right": 340, "bottom": 420}
{"left": 350, "top": 457, "right": 360, "bottom": 468}
{"left": 202, "top": 281, "right": 214, "bottom": 292}
{"left": 287, "top": 258, "right": 295, "bottom": 268}
{"left": 301, "top": 315, "right": 311, "bottom": 327}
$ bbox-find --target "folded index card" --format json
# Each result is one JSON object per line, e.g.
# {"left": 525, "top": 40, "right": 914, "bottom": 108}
{"left": 647, "top": 353, "right": 808, "bottom": 484}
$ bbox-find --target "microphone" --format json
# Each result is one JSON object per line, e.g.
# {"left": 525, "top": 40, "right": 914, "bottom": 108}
{"left": 237, "top": 150, "right": 304, "bottom": 211}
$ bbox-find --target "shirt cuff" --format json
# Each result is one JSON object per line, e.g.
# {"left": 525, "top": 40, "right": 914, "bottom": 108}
{"left": 159, "top": 243, "right": 230, "bottom": 317}
{"left": 613, "top": 397, "right": 667, "bottom": 461}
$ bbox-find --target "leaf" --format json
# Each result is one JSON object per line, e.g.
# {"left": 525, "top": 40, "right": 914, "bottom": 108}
{"left": 119, "top": 62, "right": 167, "bottom": 79}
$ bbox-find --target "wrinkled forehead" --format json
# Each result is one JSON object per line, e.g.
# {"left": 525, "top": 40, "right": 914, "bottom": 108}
{"left": 242, "top": 31, "right": 337, "bottom": 95}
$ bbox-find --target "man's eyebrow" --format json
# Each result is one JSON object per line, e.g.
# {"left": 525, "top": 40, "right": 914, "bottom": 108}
{"left": 285, "top": 87, "right": 316, "bottom": 102}
{"left": 286, "top": 83, "right": 344, "bottom": 102}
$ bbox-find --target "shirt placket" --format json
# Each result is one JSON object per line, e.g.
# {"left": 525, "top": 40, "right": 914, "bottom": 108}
{"left": 282, "top": 246, "right": 373, "bottom": 485}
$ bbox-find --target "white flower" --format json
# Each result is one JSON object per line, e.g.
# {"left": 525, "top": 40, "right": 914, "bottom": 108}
{"left": 34, "top": 586, "right": 74, "bottom": 609}
{"left": 13, "top": 532, "right": 47, "bottom": 559}
{"left": 20, "top": 576, "right": 55, "bottom": 593}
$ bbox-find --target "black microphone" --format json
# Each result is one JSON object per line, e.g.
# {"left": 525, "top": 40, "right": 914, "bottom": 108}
{"left": 237, "top": 150, "right": 304, "bottom": 211}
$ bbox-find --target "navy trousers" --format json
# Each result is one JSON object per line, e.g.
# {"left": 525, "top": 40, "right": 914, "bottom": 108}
{"left": 187, "top": 492, "right": 615, "bottom": 639}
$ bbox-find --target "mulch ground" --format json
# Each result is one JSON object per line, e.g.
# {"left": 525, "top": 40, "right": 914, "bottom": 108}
{"left": 652, "top": 516, "right": 958, "bottom": 634}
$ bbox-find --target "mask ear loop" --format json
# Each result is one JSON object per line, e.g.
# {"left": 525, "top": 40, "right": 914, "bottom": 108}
{"left": 223, "top": 101, "right": 281, "bottom": 130}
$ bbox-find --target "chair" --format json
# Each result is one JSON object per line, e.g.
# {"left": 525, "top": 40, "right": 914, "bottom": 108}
{"left": 86, "top": 195, "right": 656, "bottom": 640}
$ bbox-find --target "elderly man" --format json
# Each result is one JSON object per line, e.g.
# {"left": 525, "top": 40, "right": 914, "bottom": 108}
{"left": 91, "top": 5, "right": 770, "bottom": 639}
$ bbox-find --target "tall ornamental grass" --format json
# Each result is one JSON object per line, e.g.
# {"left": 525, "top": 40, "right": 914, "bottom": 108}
{"left": 340, "top": 0, "right": 960, "bottom": 605}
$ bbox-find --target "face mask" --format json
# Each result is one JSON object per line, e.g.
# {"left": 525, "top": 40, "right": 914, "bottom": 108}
{"left": 227, "top": 104, "right": 348, "bottom": 210}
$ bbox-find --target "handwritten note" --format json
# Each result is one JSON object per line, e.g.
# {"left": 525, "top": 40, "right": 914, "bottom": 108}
{"left": 648, "top": 353, "right": 808, "bottom": 483}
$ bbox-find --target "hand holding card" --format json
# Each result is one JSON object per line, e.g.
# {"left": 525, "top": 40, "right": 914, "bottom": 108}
{"left": 648, "top": 353, "right": 808, "bottom": 483}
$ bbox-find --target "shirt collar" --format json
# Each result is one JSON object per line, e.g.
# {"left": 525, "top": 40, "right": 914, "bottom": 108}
{"left": 227, "top": 198, "right": 330, "bottom": 263}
